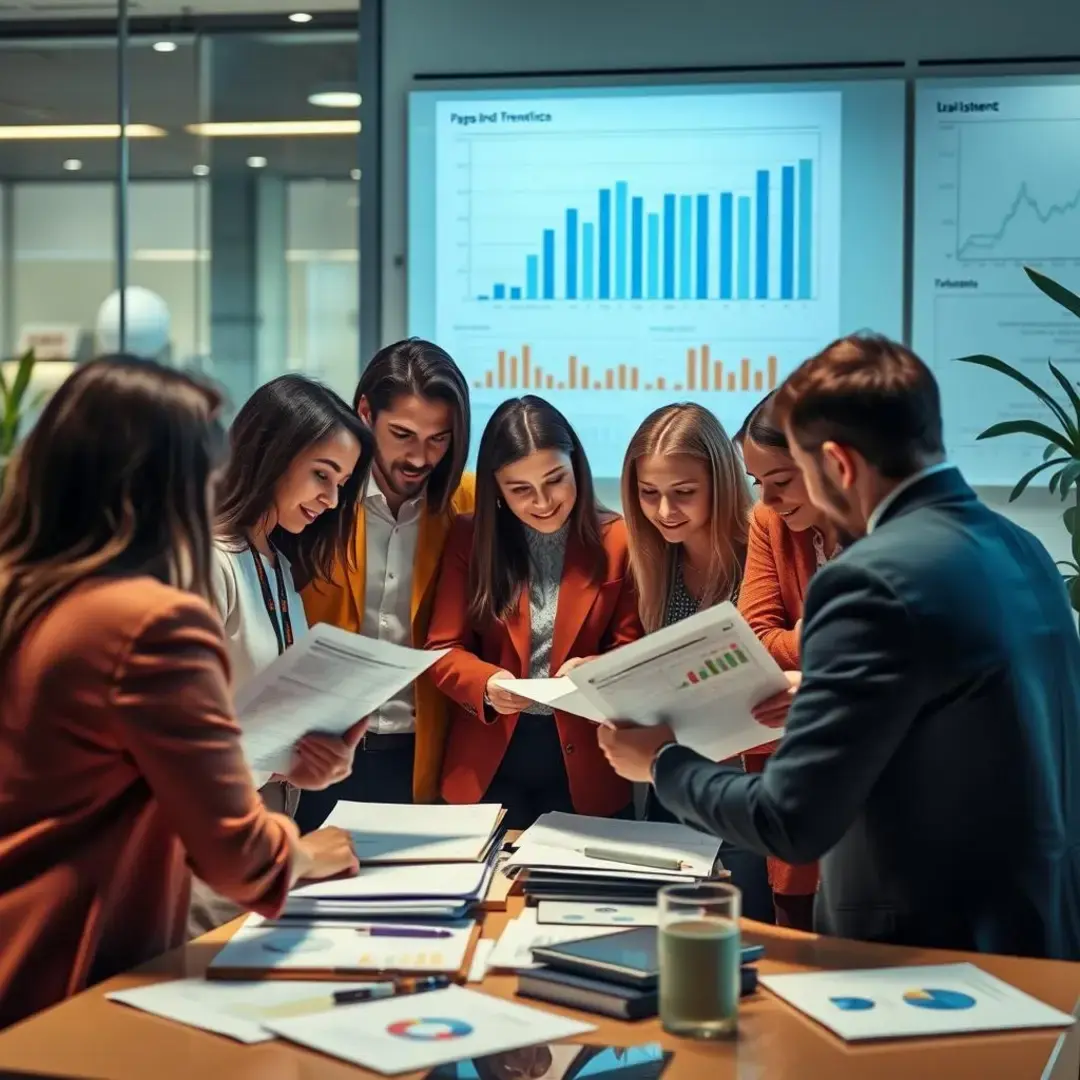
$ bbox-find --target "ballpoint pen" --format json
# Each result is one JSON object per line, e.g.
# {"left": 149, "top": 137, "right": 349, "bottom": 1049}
{"left": 353, "top": 925, "right": 455, "bottom": 939}
{"left": 581, "top": 846, "right": 691, "bottom": 872}
{"left": 250, "top": 975, "right": 452, "bottom": 1020}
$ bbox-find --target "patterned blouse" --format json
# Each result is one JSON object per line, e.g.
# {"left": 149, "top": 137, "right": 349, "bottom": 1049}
{"left": 664, "top": 557, "right": 741, "bottom": 627}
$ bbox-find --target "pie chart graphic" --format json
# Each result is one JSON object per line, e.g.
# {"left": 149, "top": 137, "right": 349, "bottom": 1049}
{"left": 829, "top": 996, "right": 876, "bottom": 1011}
{"left": 386, "top": 1018, "right": 474, "bottom": 1041}
{"left": 902, "top": 988, "right": 976, "bottom": 1010}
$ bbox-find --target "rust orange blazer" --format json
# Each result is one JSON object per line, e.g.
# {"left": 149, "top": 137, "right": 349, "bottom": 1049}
{"left": 0, "top": 576, "right": 294, "bottom": 1030}
{"left": 738, "top": 500, "right": 822, "bottom": 897}
{"left": 425, "top": 514, "right": 643, "bottom": 816}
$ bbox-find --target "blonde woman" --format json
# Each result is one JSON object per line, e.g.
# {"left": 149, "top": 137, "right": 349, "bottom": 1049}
{"left": 621, "top": 403, "right": 773, "bottom": 923}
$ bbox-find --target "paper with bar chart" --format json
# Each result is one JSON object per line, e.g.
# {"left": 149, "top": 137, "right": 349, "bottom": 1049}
{"left": 432, "top": 90, "right": 842, "bottom": 470}
{"left": 913, "top": 79, "right": 1080, "bottom": 485}
{"left": 567, "top": 602, "right": 789, "bottom": 762}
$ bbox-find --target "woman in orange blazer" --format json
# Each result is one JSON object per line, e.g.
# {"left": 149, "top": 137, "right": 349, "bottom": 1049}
{"left": 735, "top": 391, "right": 844, "bottom": 930}
{"left": 0, "top": 358, "right": 358, "bottom": 1030}
{"left": 426, "top": 396, "right": 642, "bottom": 828}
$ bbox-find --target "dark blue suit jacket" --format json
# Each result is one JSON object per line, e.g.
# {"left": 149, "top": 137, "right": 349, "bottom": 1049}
{"left": 654, "top": 467, "right": 1080, "bottom": 958}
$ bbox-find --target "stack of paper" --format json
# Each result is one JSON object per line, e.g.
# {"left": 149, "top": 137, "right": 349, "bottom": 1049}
{"left": 510, "top": 812, "right": 722, "bottom": 904}
{"left": 486, "top": 908, "right": 615, "bottom": 972}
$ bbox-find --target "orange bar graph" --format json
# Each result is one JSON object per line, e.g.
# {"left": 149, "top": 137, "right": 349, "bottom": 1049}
{"left": 546, "top": 374, "right": 554, "bottom": 389}
{"left": 510, "top": 353, "right": 518, "bottom": 387}
{"left": 740, "top": 357, "right": 750, "bottom": 391}
{"left": 768, "top": 354, "right": 777, "bottom": 388}
{"left": 498, "top": 350, "right": 506, "bottom": 389}
{"left": 522, "top": 345, "right": 531, "bottom": 388}
{"left": 581, "top": 364, "right": 590, "bottom": 388}
{"left": 713, "top": 361, "right": 723, "bottom": 389}
{"left": 701, "top": 345, "right": 710, "bottom": 391}
{"left": 687, "top": 348, "right": 696, "bottom": 391}
{"left": 569, "top": 355, "right": 578, "bottom": 389}
{"left": 728, "top": 372, "right": 736, "bottom": 391}
{"left": 618, "top": 364, "right": 627, "bottom": 390}
{"left": 534, "top": 366, "right": 543, "bottom": 389}
{"left": 484, "top": 371, "right": 493, "bottom": 388}
{"left": 754, "top": 371, "right": 763, "bottom": 391}
{"left": 657, "top": 376, "right": 667, "bottom": 390}
{"left": 605, "top": 369, "right": 614, "bottom": 390}
{"left": 631, "top": 368, "right": 639, "bottom": 390}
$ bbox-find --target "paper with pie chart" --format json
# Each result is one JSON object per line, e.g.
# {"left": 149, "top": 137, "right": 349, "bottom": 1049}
{"left": 262, "top": 984, "right": 595, "bottom": 1074}
{"left": 760, "top": 962, "right": 1075, "bottom": 1041}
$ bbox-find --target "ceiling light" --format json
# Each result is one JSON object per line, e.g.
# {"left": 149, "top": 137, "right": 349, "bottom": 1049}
{"left": 308, "top": 91, "right": 362, "bottom": 109}
{"left": 192, "top": 164, "right": 210, "bottom": 176}
{"left": 185, "top": 120, "right": 360, "bottom": 137}
{"left": 288, "top": 12, "right": 313, "bottom": 22}
{"left": 350, "top": 167, "right": 361, "bottom": 181}
{"left": 62, "top": 158, "right": 82, "bottom": 171}
{"left": 0, "top": 124, "right": 165, "bottom": 140}
{"left": 152, "top": 41, "right": 177, "bottom": 53}
{"left": 247, "top": 155, "right": 268, "bottom": 169}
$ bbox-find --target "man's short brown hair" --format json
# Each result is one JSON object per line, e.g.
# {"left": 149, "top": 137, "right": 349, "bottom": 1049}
{"left": 770, "top": 333, "right": 945, "bottom": 479}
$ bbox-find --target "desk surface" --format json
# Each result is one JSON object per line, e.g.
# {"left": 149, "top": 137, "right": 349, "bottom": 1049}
{"left": 0, "top": 901, "right": 1074, "bottom": 1080}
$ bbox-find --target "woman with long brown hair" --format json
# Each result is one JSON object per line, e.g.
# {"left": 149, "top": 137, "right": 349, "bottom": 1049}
{"left": 188, "top": 373, "right": 375, "bottom": 935}
{"left": 621, "top": 402, "right": 774, "bottom": 924}
{"left": 426, "top": 396, "right": 642, "bottom": 829}
{"left": 0, "top": 358, "right": 358, "bottom": 1029}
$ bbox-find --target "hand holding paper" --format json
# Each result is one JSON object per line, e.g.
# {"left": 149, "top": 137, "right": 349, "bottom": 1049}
{"left": 597, "top": 722, "right": 676, "bottom": 783}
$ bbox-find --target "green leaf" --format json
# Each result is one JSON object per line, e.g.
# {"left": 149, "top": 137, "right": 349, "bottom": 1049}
{"left": 1066, "top": 507, "right": 1078, "bottom": 535}
{"left": 956, "top": 353, "right": 1076, "bottom": 439}
{"left": 1070, "top": 575, "right": 1080, "bottom": 616}
{"left": 1048, "top": 361, "right": 1080, "bottom": 434}
{"left": 977, "top": 419, "right": 1076, "bottom": 455}
{"left": 1057, "top": 560, "right": 1080, "bottom": 573}
{"left": 1009, "top": 456, "right": 1070, "bottom": 501}
{"left": 10, "top": 350, "right": 34, "bottom": 411}
{"left": 1026, "top": 266, "right": 1080, "bottom": 321}
{"left": 1045, "top": 441, "right": 1062, "bottom": 461}
{"left": 1061, "top": 462, "right": 1080, "bottom": 499}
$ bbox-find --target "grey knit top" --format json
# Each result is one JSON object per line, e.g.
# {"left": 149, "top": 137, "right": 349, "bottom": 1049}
{"left": 522, "top": 521, "right": 569, "bottom": 715}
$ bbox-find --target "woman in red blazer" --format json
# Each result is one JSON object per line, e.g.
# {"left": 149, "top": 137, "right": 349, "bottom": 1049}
{"left": 426, "top": 396, "right": 643, "bottom": 828}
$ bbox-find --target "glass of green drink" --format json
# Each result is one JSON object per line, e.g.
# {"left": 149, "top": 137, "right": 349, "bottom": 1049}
{"left": 658, "top": 881, "right": 741, "bottom": 1038}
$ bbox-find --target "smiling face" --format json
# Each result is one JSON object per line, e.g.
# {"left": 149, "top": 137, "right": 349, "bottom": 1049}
{"left": 635, "top": 452, "right": 711, "bottom": 546}
{"left": 740, "top": 434, "right": 822, "bottom": 533}
{"left": 272, "top": 426, "right": 363, "bottom": 534}
{"left": 359, "top": 392, "right": 454, "bottom": 501}
{"left": 495, "top": 447, "right": 577, "bottom": 533}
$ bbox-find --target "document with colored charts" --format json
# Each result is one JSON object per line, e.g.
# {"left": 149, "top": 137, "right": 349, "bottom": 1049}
{"left": 760, "top": 963, "right": 1076, "bottom": 1041}
{"left": 566, "top": 602, "right": 788, "bottom": 761}
{"left": 262, "top": 984, "right": 595, "bottom": 1074}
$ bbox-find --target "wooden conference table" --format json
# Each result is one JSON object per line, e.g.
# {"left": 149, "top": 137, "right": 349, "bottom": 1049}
{"left": 0, "top": 897, "right": 1076, "bottom": 1080}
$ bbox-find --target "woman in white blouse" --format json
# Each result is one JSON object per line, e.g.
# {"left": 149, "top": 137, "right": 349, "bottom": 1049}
{"left": 189, "top": 373, "right": 374, "bottom": 934}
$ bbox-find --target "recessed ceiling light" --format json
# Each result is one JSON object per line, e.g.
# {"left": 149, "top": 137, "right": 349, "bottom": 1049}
{"left": 247, "top": 155, "right": 268, "bottom": 169}
{"left": 152, "top": 41, "right": 177, "bottom": 53}
{"left": 308, "top": 91, "right": 362, "bottom": 109}
{"left": 62, "top": 158, "right": 82, "bottom": 171}
{"left": 350, "top": 168, "right": 361, "bottom": 181}
{"left": 192, "top": 164, "right": 210, "bottom": 176}
{"left": 186, "top": 120, "right": 360, "bottom": 137}
{"left": 0, "top": 124, "right": 165, "bottom": 140}
{"left": 289, "top": 12, "right": 313, "bottom": 22}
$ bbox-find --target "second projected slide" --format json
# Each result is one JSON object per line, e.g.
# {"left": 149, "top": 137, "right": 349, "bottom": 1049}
{"left": 913, "top": 79, "right": 1080, "bottom": 485}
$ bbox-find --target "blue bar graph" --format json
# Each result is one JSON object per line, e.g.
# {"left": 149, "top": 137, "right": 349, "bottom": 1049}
{"left": 678, "top": 195, "right": 692, "bottom": 300}
{"left": 755, "top": 169, "right": 769, "bottom": 300}
{"left": 798, "top": 158, "right": 812, "bottom": 300}
{"left": 663, "top": 194, "right": 676, "bottom": 300}
{"left": 696, "top": 194, "right": 709, "bottom": 300}
{"left": 543, "top": 229, "right": 555, "bottom": 300}
{"left": 598, "top": 189, "right": 611, "bottom": 300}
{"left": 780, "top": 166, "right": 794, "bottom": 300}
{"left": 566, "top": 208, "right": 578, "bottom": 300}
{"left": 719, "top": 192, "right": 733, "bottom": 300}
{"left": 472, "top": 159, "right": 815, "bottom": 304}
{"left": 647, "top": 212, "right": 660, "bottom": 299}
{"left": 582, "top": 222, "right": 595, "bottom": 300}
{"left": 737, "top": 196, "right": 751, "bottom": 300}
{"left": 615, "top": 181, "right": 628, "bottom": 300}
{"left": 631, "top": 196, "right": 644, "bottom": 300}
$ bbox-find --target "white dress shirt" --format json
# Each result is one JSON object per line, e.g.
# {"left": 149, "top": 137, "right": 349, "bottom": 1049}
{"left": 866, "top": 462, "right": 958, "bottom": 534}
{"left": 211, "top": 542, "right": 309, "bottom": 787}
{"left": 361, "top": 475, "right": 423, "bottom": 734}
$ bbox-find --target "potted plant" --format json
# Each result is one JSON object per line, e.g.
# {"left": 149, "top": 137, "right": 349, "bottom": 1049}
{"left": 0, "top": 348, "right": 38, "bottom": 486}
{"left": 957, "top": 267, "right": 1080, "bottom": 615}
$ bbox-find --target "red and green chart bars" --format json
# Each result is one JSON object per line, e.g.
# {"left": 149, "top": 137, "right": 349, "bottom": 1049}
{"left": 683, "top": 643, "right": 750, "bottom": 687}
{"left": 476, "top": 159, "right": 814, "bottom": 304}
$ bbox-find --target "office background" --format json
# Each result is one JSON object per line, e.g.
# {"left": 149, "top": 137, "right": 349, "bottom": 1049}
{"left": 1, "top": 0, "right": 1079, "bottom": 560}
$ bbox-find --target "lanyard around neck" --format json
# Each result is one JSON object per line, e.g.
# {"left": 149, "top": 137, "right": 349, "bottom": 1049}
{"left": 248, "top": 541, "right": 294, "bottom": 656}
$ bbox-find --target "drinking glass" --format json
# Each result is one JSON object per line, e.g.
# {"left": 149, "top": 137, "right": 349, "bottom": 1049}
{"left": 658, "top": 881, "right": 741, "bottom": 1038}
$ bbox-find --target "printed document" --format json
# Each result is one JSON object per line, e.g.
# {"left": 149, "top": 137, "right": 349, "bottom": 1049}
{"left": 760, "top": 963, "right": 1076, "bottom": 1041}
{"left": 492, "top": 677, "right": 607, "bottom": 722}
{"left": 487, "top": 908, "right": 613, "bottom": 971}
{"left": 567, "top": 602, "right": 787, "bottom": 761}
{"left": 235, "top": 624, "right": 445, "bottom": 774}
{"left": 262, "top": 984, "right": 595, "bottom": 1074}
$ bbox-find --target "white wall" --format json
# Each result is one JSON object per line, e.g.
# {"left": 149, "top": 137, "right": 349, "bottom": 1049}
{"left": 381, "top": 0, "right": 1080, "bottom": 560}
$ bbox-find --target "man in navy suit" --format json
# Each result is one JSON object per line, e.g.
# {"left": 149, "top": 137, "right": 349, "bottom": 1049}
{"left": 600, "top": 334, "right": 1080, "bottom": 959}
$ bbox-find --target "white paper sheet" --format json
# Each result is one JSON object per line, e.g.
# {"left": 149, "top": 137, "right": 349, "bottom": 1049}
{"left": 106, "top": 978, "right": 360, "bottom": 1043}
{"left": 467, "top": 938, "right": 496, "bottom": 982}
{"left": 263, "top": 984, "right": 595, "bottom": 1075}
{"left": 288, "top": 861, "right": 490, "bottom": 901}
{"left": 235, "top": 625, "right": 446, "bottom": 775}
{"left": 567, "top": 602, "right": 787, "bottom": 761}
{"left": 760, "top": 963, "right": 1076, "bottom": 1041}
{"left": 209, "top": 915, "right": 475, "bottom": 976}
{"left": 320, "top": 801, "right": 503, "bottom": 863}
{"left": 486, "top": 909, "right": 614, "bottom": 971}
{"left": 513, "top": 811, "right": 720, "bottom": 878}
{"left": 537, "top": 901, "right": 659, "bottom": 927}
{"left": 493, "top": 677, "right": 607, "bottom": 723}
